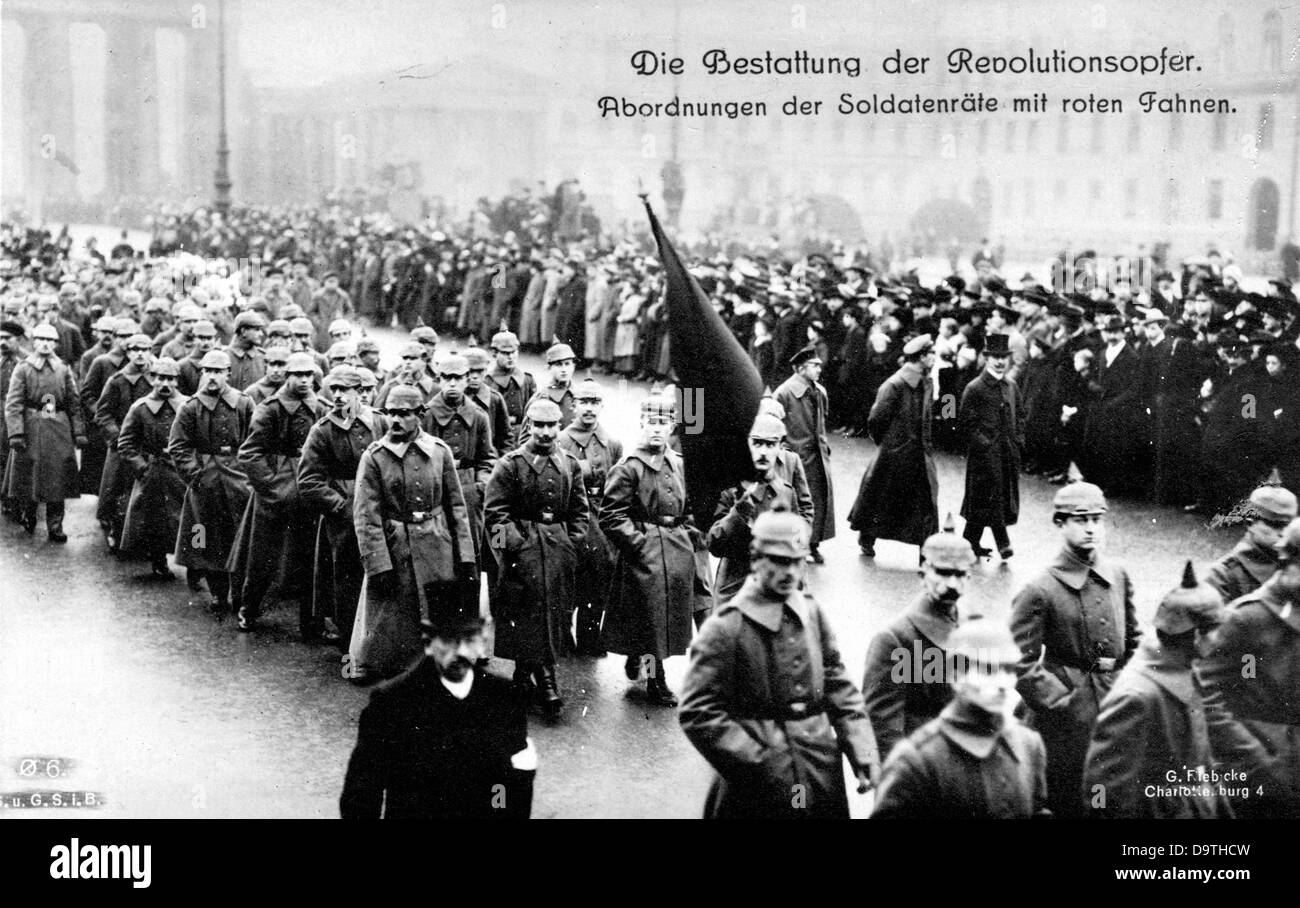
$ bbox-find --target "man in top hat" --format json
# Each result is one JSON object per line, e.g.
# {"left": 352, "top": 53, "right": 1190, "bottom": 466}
{"left": 601, "top": 387, "right": 712, "bottom": 705}
{"left": 169, "top": 349, "right": 256, "bottom": 613}
{"left": 1082, "top": 313, "right": 1144, "bottom": 496}
{"left": 557, "top": 376, "right": 623, "bottom": 654}
{"left": 422, "top": 353, "right": 494, "bottom": 581}
{"left": 177, "top": 319, "right": 218, "bottom": 397}
{"left": 1084, "top": 562, "right": 1231, "bottom": 818}
{"left": 1196, "top": 516, "right": 1300, "bottom": 817}
{"left": 3, "top": 321, "right": 85, "bottom": 541}
{"left": 464, "top": 346, "right": 510, "bottom": 457}
{"left": 862, "top": 520, "right": 976, "bottom": 761}
{"left": 299, "top": 365, "right": 389, "bottom": 654}
{"left": 707, "top": 410, "right": 803, "bottom": 606}
{"left": 244, "top": 345, "right": 289, "bottom": 406}
{"left": 872, "top": 618, "right": 1049, "bottom": 818}
{"left": 224, "top": 310, "right": 267, "bottom": 392}
{"left": 0, "top": 319, "right": 25, "bottom": 520}
{"left": 774, "top": 344, "right": 835, "bottom": 563}
{"left": 94, "top": 333, "right": 155, "bottom": 552}
{"left": 117, "top": 356, "right": 189, "bottom": 579}
{"left": 352, "top": 384, "right": 477, "bottom": 682}
{"left": 526, "top": 338, "right": 578, "bottom": 431}
{"left": 486, "top": 324, "right": 536, "bottom": 448}
{"left": 680, "top": 508, "right": 880, "bottom": 818}
{"left": 959, "top": 331, "right": 1024, "bottom": 559}
{"left": 340, "top": 612, "right": 536, "bottom": 819}
{"left": 1010, "top": 480, "right": 1140, "bottom": 818}
{"left": 231, "top": 351, "right": 327, "bottom": 634}
{"left": 1207, "top": 486, "right": 1298, "bottom": 604}
{"left": 849, "top": 333, "right": 939, "bottom": 562}
{"left": 484, "top": 397, "right": 588, "bottom": 714}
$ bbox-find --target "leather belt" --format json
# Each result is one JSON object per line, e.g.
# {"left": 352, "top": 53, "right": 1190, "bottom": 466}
{"left": 640, "top": 515, "right": 685, "bottom": 528}
{"left": 199, "top": 445, "right": 235, "bottom": 455}
{"left": 749, "top": 702, "right": 825, "bottom": 721}
{"left": 400, "top": 507, "right": 442, "bottom": 524}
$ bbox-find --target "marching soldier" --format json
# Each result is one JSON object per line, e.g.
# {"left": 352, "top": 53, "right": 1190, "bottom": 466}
{"left": 177, "top": 320, "right": 219, "bottom": 396}
{"left": 600, "top": 389, "right": 710, "bottom": 705}
{"left": 169, "top": 349, "right": 255, "bottom": 614}
{"left": 1206, "top": 485, "right": 1297, "bottom": 604}
{"left": 848, "top": 334, "right": 939, "bottom": 561}
{"left": 224, "top": 310, "right": 267, "bottom": 391}
{"left": 862, "top": 521, "right": 976, "bottom": 760}
{"left": 755, "top": 395, "right": 816, "bottom": 527}
{"left": 486, "top": 323, "right": 536, "bottom": 448}
{"left": 117, "top": 356, "right": 188, "bottom": 579}
{"left": 231, "top": 352, "right": 326, "bottom": 633}
{"left": 352, "top": 385, "right": 477, "bottom": 683}
{"left": 1195, "top": 516, "right": 1300, "bottom": 818}
{"left": 464, "top": 346, "right": 511, "bottom": 456}
{"left": 299, "top": 365, "right": 388, "bottom": 653}
{"left": 374, "top": 342, "right": 439, "bottom": 409}
{"left": 1010, "top": 480, "right": 1140, "bottom": 818}
{"left": 680, "top": 509, "right": 880, "bottom": 818}
{"left": 774, "top": 345, "right": 835, "bottom": 563}
{"left": 3, "top": 322, "right": 85, "bottom": 542}
{"left": 1084, "top": 562, "right": 1232, "bottom": 818}
{"left": 872, "top": 618, "right": 1049, "bottom": 819}
{"left": 78, "top": 315, "right": 116, "bottom": 380}
{"left": 355, "top": 337, "right": 386, "bottom": 386}
{"left": 79, "top": 317, "right": 135, "bottom": 495}
{"left": 959, "top": 332, "right": 1024, "bottom": 559}
{"left": 484, "top": 398, "right": 588, "bottom": 714}
{"left": 527, "top": 338, "right": 577, "bottom": 430}
{"left": 243, "top": 345, "right": 289, "bottom": 405}
{"left": 557, "top": 376, "right": 623, "bottom": 654}
{"left": 706, "top": 410, "right": 802, "bottom": 605}
{"left": 156, "top": 303, "right": 202, "bottom": 360}
{"left": 1, "top": 320, "right": 25, "bottom": 521}
{"left": 94, "top": 332, "right": 155, "bottom": 553}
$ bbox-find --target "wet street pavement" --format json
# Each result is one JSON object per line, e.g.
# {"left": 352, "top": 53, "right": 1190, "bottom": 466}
{"left": 0, "top": 330, "right": 1244, "bottom": 818}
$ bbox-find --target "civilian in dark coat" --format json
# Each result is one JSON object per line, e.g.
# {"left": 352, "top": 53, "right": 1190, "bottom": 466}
{"left": 341, "top": 617, "right": 534, "bottom": 819}
{"left": 1142, "top": 319, "right": 1204, "bottom": 506}
{"left": 774, "top": 347, "right": 836, "bottom": 557}
{"left": 959, "top": 334, "right": 1024, "bottom": 557}
{"left": 1196, "top": 344, "right": 1269, "bottom": 517}
{"left": 848, "top": 336, "right": 938, "bottom": 556}
{"left": 1081, "top": 317, "right": 1144, "bottom": 494}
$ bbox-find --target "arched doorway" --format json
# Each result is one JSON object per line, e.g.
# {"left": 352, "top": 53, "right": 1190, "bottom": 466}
{"left": 1249, "top": 178, "right": 1280, "bottom": 250}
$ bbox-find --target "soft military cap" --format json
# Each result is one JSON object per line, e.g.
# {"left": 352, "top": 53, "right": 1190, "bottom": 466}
{"left": 1248, "top": 486, "right": 1298, "bottom": 525}
{"left": 150, "top": 356, "right": 181, "bottom": 377}
{"left": 574, "top": 377, "right": 605, "bottom": 401}
{"left": 286, "top": 352, "right": 318, "bottom": 373}
{"left": 200, "top": 350, "right": 232, "bottom": 369}
{"left": 526, "top": 398, "right": 563, "bottom": 422}
{"left": 324, "top": 365, "right": 363, "bottom": 389}
{"left": 750, "top": 509, "right": 811, "bottom": 559}
{"left": 748, "top": 412, "right": 785, "bottom": 440}
{"left": 30, "top": 323, "right": 59, "bottom": 340}
{"left": 947, "top": 618, "right": 1022, "bottom": 669}
{"left": 386, "top": 385, "right": 426, "bottom": 410}
{"left": 1052, "top": 481, "right": 1108, "bottom": 516}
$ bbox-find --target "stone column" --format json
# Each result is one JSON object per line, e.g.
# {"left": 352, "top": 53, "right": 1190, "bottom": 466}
{"left": 103, "top": 17, "right": 159, "bottom": 199}
{"left": 183, "top": 25, "right": 219, "bottom": 199}
{"left": 20, "top": 13, "right": 78, "bottom": 213}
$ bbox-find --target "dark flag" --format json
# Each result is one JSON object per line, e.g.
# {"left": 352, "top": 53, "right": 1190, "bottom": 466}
{"left": 642, "top": 194, "right": 764, "bottom": 528}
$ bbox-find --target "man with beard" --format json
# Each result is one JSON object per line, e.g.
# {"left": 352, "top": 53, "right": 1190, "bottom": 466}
{"left": 774, "top": 345, "right": 835, "bottom": 563}
{"left": 353, "top": 385, "right": 477, "bottom": 682}
{"left": 1010, "top": 480, "right": 1140, "bottom": 818}
{"left": 299, "top": 365, "right": 388, "bottom": 653}
{"left": 959, "top": 333, "right": 1024, "bottom": 559}
{"left": 244, "top": 345, "right": 289, "bottom": 405}
{"left": 169, "top": 350, "right": 256, "bottom": 614}
{"left": 849, "top": 334, "right": 939, "bottom": 562}
{"left": 421, "top": 353, "right": 494, "bottom": 612}
{"left": 872, "top": 619, "right": 1048, "bottom": 819}
{"left": 486, "top": 324, "right": 536, "bottom": 448}
{"left": 340, "top": 612, "right": 535, "bottom": 819}
{"left": 464, "top": 347, "right": 511, "bottom": 457}
{"left": 3, "top": 322, "right": 85, "bottom": 541}
{"left": 177, "top": 320, "right": 218, "bottom": 396}
{"left": 680, "top": 509, "right": 880, "bottom": 818}
{"left": 484, "top": 398, "right": 588, "bottom": 715}
{"left": 117, "top": 357, "right": 188, "bottom": 579}
{"left": 1206, "top": 486, "right": 1297, "bottom": 604}
{"left": 862, "top": 523, "right": 976, "bottom": 761}
{"left": 1195, "top": 517, "right": 1300, "bottom": 818}
{"left": 0, "top": 320, "right": 24, "bottom": 520}
{"left": 94, "top": 333, "right": 155, "bottom": 553}
{"left": 601, "top": 389, "right": 710, "bottom": 706}
{"left": 707, "top": 411, "right": 802, "bottom": 606}
{"left": 231, "top": 352, "right": 326, "bottom": 634}
{"left": 557, "top": 377, "right": 623, "bottom": 654}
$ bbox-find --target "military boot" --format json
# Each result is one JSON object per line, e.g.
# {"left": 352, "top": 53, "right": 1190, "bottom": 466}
{"left": 534, "top": 664, "right": 563, "bottom": 715}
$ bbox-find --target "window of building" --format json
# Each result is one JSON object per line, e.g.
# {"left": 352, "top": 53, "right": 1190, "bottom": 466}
{"left": 1260, "top": 103, "right": 1275, "bottom": 150}
{"left": 1208, "top": 179, "right": 1224, "bottom": 219}
{"left": 1265, "top": 11, "right": 1283, "bottom": 70}
{"left": 1005, "top": 121, "right": 1016, "bottom": 153}
{"left": 1057, "top": 114, "right": 1069, "bottom": 152}
{"left": 1212, "top": 111, "right": 1227, "bottom": 150}
{"left": 1091, "top": 115, "right": 1105, "bottom": 152}
{"left": 1123, "top": 179, "right": 1138, "bottom": 219}
{"left": 1128, "top": 114, "right": 1141, "bottom": 152}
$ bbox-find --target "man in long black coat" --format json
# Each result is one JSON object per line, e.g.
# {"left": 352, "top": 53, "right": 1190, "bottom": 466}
{"left": 340, "top": 613, "right": 535, "bottom": 819}
{"left": 959, "top": 334, "right": 1024, "bottom": 559}
{"left": 849, "top": 334, "right": 938, "bottom": 560}
{"left": 1082, "top": 315, "right": 1143, "bottom": 495}
{"left": 1141, "top": 317, "right": 1203, "bottom": 507}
